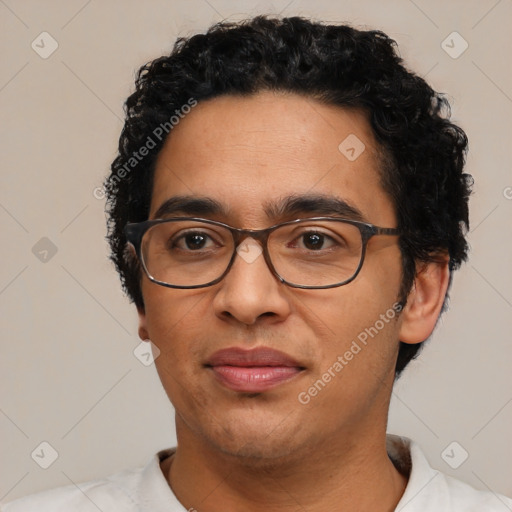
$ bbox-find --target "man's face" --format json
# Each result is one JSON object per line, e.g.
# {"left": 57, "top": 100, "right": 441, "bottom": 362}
{"left": 138, "top": 91, "right": 405, "bottom": 461}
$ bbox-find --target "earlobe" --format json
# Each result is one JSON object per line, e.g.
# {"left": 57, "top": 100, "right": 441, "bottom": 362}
{"left": 399, "top": 257, "right": 450, "bottom": 344}
{"left": 137, "top": 307, "right": 150, "bottom": 341}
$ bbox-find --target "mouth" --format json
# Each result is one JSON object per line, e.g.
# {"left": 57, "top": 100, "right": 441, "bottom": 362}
{"left": 205, "top": 347, "right": 306, "bottom": 393}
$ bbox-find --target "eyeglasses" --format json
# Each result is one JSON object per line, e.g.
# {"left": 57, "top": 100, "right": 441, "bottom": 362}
{"left": 124, "top": 217, "right": 400, "bottom": 289}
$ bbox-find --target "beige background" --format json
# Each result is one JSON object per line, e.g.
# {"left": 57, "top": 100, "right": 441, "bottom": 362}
{"left": 1, "top": 0, "right": 511, "bottom": 504}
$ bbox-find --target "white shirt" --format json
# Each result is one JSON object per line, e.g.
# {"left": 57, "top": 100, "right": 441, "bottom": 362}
{"left": 2, "top": 436, "right": 511, "bottom": 511}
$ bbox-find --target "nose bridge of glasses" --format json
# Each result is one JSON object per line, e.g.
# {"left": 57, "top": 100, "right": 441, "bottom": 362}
{"left": 229, "top": 227, "right": 271, "bottom": 264}
{"left": 228, "top": 234, "right": 285, "bottom": 288}
{"left": 231, "top": 226, "right": 270, "bottom": 245}
{"left": 230, "top": 227, "right": 278, "bottom": 276}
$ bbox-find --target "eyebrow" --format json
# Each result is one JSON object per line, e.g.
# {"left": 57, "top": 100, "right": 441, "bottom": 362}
{"left": 152, "top": 194, "right": 366, "bottom": 223}
{"left": 153, "top": 196, "right": 228, "bottom": 219}
{"left": 265, "top": 194, "right": 366, "bottom": 222}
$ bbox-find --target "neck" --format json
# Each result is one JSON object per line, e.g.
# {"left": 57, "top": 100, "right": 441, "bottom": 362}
{"left": 162, "top": 418, "right": 408, "bottom": 512}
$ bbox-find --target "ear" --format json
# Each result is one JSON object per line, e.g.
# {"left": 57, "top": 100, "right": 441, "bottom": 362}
{"left": 137, "top": 306, "right": 150, "bottom": 341}
{"left": 399, "top": 256, "right": 450, "bottom": 344}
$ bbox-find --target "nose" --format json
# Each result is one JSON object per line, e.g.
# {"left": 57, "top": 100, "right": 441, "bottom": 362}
{"left": 212, "top": 237, "right": 292, "bottom": 325}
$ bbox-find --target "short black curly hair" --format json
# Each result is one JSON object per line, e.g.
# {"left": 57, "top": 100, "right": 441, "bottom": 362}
{"left": 105, "top": 16, "right": 472, "bottom": 378}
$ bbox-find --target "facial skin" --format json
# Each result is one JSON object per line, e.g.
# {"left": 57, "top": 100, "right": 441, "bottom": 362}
{"left": 137, "top": 91, "right": 449, "bottom": 511}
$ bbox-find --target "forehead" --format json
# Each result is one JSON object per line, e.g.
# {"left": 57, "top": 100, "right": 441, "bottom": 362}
{"left": 150, "top": 91, "right": 395, "bottom": 226}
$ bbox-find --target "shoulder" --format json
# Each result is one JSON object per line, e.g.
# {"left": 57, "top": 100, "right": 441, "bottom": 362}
{"left": 388, "top": 435, "right": 512, "bottom": 511}
{"left": 1, "top": 468, "right": 142, "bottom": 512}
{"left": 1, "top": 449, "right": 178, "bottom": 512}
{"left": 437, "top": 472, "right": 512, "bottom": 511}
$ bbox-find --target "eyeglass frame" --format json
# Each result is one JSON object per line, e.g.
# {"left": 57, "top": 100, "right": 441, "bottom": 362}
{"left": 124, "top": 216, "right": 400, "bottom": 290}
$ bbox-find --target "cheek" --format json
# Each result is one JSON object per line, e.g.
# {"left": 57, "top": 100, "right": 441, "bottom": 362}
{"left": 303, "top": 261, "right": 401, "bottom": 343}
{"left": 143, "top": 278, "right": 203, "bottom": 330}
{"left": 145, "top": 291, "right": 213, "bottom": 410}
{"left": 141, "top": 285, "right": 211, "bottom": 365}
{"left": 297, "top": 254, "right": 403, "bottom": 380}
{"left": 142, "top": 290, "right": 232, "bottom": 430}
{"left": 299, "top": 287, "right": 402, "bottom": 406}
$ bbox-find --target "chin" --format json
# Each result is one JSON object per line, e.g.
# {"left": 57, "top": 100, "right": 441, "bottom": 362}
{"left": 217, "top": 437, "right": 302, "bottom": 467}
{"left": 202, "top": 410, "right": 312, "bottom": 466}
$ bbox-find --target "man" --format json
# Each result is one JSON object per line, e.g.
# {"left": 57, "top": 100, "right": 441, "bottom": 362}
{"left": 4, "top": 15, "right": 511, "bottom": 512}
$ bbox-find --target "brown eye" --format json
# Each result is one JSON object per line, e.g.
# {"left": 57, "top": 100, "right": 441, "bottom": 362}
{"left": 171, "top": 231, "right": 217, "bottom": 251}
{"left": 302, "top": 232, "right": 326, "bottom": 250}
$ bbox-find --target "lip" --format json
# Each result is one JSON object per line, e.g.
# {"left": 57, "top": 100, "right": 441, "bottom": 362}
{"left": 206, "top": 347, "right": 305, "bottom": 393}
